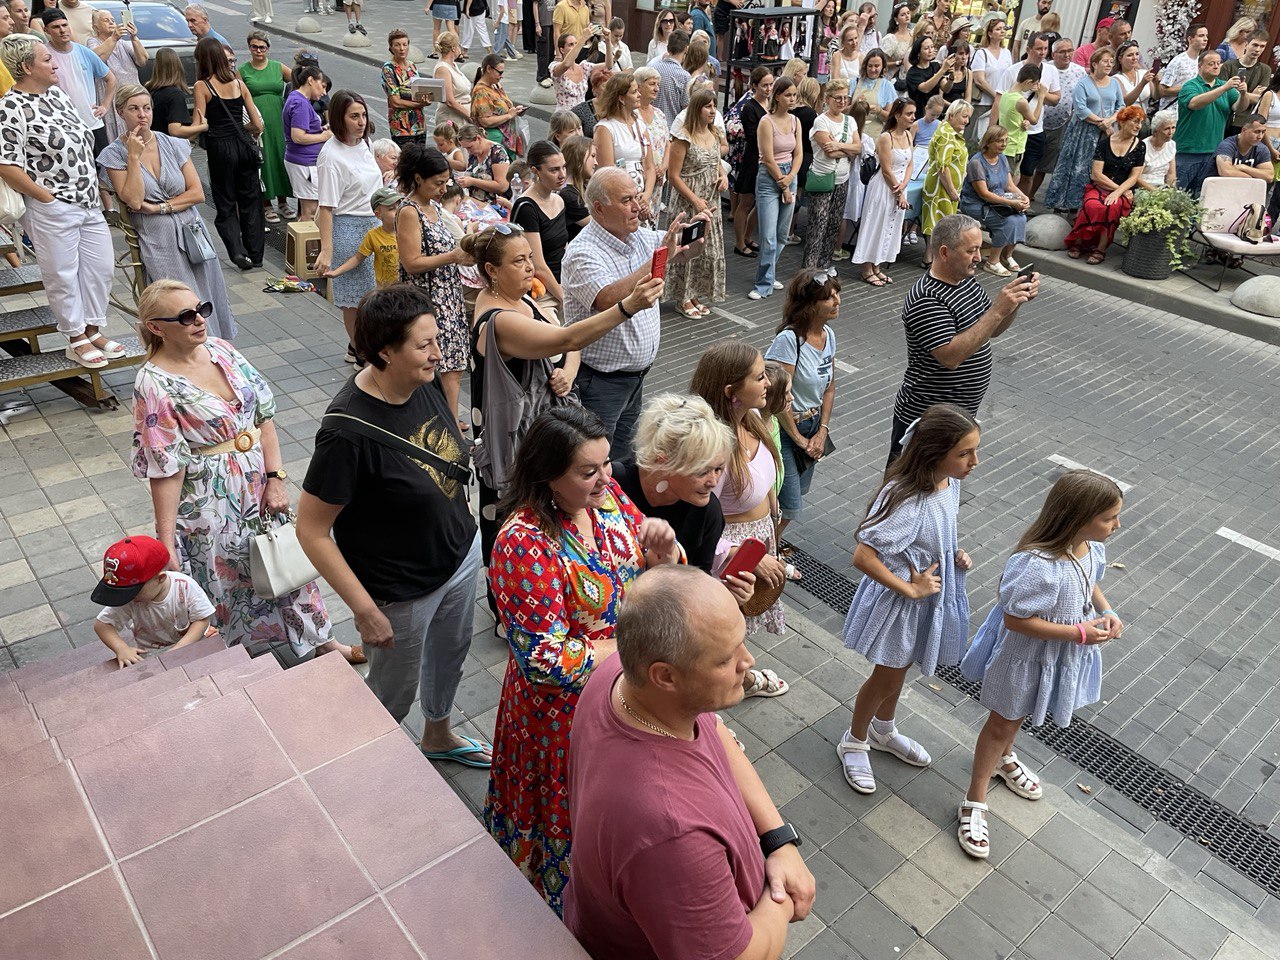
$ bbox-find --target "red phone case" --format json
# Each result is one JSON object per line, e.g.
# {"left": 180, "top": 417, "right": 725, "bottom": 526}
{"left": 722, "top": 538, "right": 768, "bottom": 581}
{"left": 651, "top": 246, "right": 670, "bottom": 280}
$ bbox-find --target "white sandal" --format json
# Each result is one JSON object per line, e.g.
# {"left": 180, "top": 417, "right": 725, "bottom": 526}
{"left": 836, "top": 734, "right": 876, "bottom": 794}
{"left": 86, "top": 331, "right": 126, "bottom": 360}
{"left": 867, "top": 723, "right": 932, "bottom": 767}
{"left": 743, "top": 667, "right": 789, "bottom": 698}
{"left": 65, "top": 336, "right": 108, "bottom": 369}
{"left": 996, "top": 752, "right": 1043, "bottom": 800}
{"left": 958, "top": 799, "right": 990, "bottom": 858}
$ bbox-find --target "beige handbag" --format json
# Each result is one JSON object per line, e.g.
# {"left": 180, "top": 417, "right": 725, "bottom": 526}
{"left": 0, "top": 179, "right": 26, "bottom": 226}
{"left": 250, "top": 512, "right": 319, "bottom": 599}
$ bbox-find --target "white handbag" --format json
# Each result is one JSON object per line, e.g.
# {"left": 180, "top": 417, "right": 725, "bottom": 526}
{"left": 0, "top": 180, "right": 25, "bottom": 226}
{"left": 250, "top": 513, "right": 319, "bottom": 599}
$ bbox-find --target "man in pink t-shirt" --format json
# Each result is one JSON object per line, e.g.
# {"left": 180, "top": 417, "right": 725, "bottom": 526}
{"left": 564, "top": 567, "right": 816, "bottom": 960}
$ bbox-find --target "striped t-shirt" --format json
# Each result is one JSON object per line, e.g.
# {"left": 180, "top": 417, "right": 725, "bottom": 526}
{"left": 893, "top": 273, "right": 993, "bottom": 424}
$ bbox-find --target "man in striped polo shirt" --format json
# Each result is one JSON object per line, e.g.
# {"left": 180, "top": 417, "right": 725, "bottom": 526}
{"left": 888, "top": 213, "right": 1039, "bottom": 461}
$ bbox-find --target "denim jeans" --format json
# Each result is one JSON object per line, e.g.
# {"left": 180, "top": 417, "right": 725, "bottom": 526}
{"left": 754, "top": 161, "right": 795, "bottom": 297}
{"left": 777, "top": 412, "right": 821, "bottom": 520}
{"left": 577, "top": 364, "right": 648, "bottom": 462}
{"left": 1177, "top": 152, "right": 1214, "bottom": 197}
{"left": 495, "top": 18, "right": 518, "bottom": 57}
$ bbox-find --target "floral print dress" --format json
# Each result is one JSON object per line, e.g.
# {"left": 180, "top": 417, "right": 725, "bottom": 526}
{"left": 398, "top": 197, "right": 469, "bottom": 374}
{"left": 131, "top": 339, "right": 332, "bottom": 654}
{"left": 484, "top": 479, "right": 655, "bottom": 916}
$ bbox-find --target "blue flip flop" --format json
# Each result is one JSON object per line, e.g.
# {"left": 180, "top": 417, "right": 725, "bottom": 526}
{"left": 420, "top": 735, "right": 492, "bottom": 769}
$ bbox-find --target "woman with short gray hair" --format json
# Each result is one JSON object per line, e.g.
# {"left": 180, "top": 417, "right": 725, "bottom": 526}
{"left": 1139, "top": 108, "right": 1178, "bottom": 190}
{"left": 0, "top": 34, "right": 121, "bottom": 369}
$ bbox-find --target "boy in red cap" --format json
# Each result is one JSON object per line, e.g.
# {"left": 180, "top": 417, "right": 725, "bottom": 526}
{"left": 92, "top": 536, "right": 216, "bottom": 667}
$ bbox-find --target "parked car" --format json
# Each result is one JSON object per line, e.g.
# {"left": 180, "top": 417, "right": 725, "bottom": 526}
{"left": 89, "top": 1, "right": 199, "bottom": 103}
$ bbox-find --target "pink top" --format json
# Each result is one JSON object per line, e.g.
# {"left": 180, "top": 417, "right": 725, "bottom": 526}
{"left": 714, "top": 432, "right": 777, "bottom": 517}
{"left": 764, "top": 115, "right": 797, "bottom": 167}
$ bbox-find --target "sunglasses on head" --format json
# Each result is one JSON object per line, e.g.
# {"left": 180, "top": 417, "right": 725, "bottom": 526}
{"left": 491, "top": 222, "right": 525, "bottom": 236}
{"left": 153, "top": 301, "right": 214, "bottom": 325}
{"left": 810, "top": 268, "right": 839, "bottom": 286}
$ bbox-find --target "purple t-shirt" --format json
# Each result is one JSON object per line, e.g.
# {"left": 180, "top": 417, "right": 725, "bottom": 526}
{"left": 1214, "top": 135, "right": 1272, "bottom": 170}
{"left": 564, "top": 655, "right": 764, "bottom": 960}
{"left": 282, "top": 89, "right": 324, "bottom": 166}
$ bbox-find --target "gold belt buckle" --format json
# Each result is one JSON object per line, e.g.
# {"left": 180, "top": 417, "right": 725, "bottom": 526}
{"left": 233, "top": 430, "right": 255, "bottom": 453}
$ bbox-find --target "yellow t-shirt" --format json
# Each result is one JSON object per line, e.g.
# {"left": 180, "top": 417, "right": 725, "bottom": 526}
{"left": 553, "top": 0, "right": 591, "bottom": 42}
{"left": 0, "top": 60, "right": 13, "bottom": 97}
{"left": 358, "top": 225, "right": 399, "bottom": 289}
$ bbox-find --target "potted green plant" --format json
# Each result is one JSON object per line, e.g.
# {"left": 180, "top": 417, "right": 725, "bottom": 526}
{"left": 1118, "top": 187, "right": 1204, "bottom": 280}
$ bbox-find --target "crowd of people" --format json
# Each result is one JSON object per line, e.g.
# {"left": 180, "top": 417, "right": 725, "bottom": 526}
{"left": 0, "top": 2, "right": 1276, "bottom": 958}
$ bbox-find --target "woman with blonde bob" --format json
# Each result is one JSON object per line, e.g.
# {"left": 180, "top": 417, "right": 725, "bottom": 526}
{"left": 613, "top": 393, "right": 748, "bottom": 590}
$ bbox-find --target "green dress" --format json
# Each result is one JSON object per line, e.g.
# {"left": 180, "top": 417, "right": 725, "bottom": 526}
{"left": 239, "top": 59, "right": 290, "bottom": 200}
{"left": 922, "top": 120, "right": 967, "bottom": 235}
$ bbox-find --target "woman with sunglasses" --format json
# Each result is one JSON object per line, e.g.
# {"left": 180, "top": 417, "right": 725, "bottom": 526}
{"left": 649, "top": 10, "right": 675, "bottom": 62}
{"left": 131, "top": 279, "right": 361, "bottom": 664}
{"left": 470, "top": 53, "right": 527, "bottom": 158}
{"left": 240, "top": 30, "right": 294, "bottom": 224}
{"left": 100, "top": 84, "right": 236, "bottom": 340}
{"left": 804, "top": 78, "right": 861, "bottom": 270}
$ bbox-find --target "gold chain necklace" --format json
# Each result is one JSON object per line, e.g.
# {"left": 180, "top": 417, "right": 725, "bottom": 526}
{"left": 617, "top": 689, "right": 678, "bottom": 739}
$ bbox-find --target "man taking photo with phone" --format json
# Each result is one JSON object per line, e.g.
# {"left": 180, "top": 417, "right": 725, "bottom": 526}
{"left": 561, "top": 167, "right": 710, "bottom": 460}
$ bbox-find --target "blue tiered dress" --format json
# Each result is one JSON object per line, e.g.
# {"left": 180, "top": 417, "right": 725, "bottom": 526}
{"left": 960, "top": 542, "right": 1107, "bottom": 728}
{"left": 842, "top": 479, "right": 970, "bottom": 677}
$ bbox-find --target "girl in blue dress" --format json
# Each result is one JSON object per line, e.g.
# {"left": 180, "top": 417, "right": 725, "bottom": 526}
{"left": 837, "top": 405, "right": 979, "bottom": 795}
{"left": 956, "top": 469, "right": 1125, "bottom": 859}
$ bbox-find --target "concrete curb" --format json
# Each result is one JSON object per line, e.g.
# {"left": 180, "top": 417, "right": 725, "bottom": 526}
{"left": 1026, "top": 245, "right": 1280, "bottom": 348}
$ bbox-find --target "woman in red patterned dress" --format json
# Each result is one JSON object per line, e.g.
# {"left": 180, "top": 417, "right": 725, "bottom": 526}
{"left": 484, "top": 407, "right": 682, "bottom": 915}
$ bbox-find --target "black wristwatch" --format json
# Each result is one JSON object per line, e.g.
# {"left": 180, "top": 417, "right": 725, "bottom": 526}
{"left": 266, "top": 469, "right": 288, "bottom": 480}
{"left": 759, "top": 822, "right": 802, "bottom": 858}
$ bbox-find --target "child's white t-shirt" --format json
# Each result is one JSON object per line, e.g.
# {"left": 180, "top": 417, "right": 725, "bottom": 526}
{"left": 95, "top": 572, "right": 216, "bottom": 650}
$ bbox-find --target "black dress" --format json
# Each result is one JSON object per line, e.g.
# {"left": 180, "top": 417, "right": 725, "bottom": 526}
{"left": 906, "top": 63, "right": 942, "bottom": 116}
{"left": 733, "top": 97, "right": 767, "bottom": 194}
{"left": 511, "top": 195, "right": 569, "bottom": 282}
{"left": 560, "top": 184, "right": 589, "bottom": 242}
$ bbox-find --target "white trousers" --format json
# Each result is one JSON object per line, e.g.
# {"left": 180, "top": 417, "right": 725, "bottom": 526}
{"left": 251, "top": 0, "right": 273, "bottom": 20}
{"left": 459, "top": 14, "right": 492, "bottom": 50}
{"left": 20, "top": 197, "right": 113, "bottom": 338}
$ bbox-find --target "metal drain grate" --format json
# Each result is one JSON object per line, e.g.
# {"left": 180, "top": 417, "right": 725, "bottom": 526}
{"left": 785, "top": 544, "right": 1280, "bottom": 897}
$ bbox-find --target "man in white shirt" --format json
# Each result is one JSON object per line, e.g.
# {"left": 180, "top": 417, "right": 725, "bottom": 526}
{"left": 1158, "top": 22, "right": 1208, "bottom": 115}
{"left": 1002, "top": 33, "right": 1060, "bottom": 195}
{"left": 41, "top": 8, "right": 111, "bottom": 156}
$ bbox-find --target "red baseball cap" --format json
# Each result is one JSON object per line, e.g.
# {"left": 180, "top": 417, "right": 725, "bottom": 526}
{"left": 92, "top": 536, "right": 171, "bottom": 606}
{"left": 1097, "top": 16, "right": 1116, "bottom": 29}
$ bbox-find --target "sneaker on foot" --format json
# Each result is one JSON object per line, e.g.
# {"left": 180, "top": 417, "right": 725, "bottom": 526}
{"left": 356, "top": 22, "right": 367, "bottom": 34}
{"left": 347, "top": 22, "right": 356, "bottom": 32}
{"left": 538, "top": 77, "right": 552, "bottom": 88}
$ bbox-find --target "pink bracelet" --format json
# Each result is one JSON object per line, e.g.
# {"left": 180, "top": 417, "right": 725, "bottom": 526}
{"left": 1076, "top": 623, "right": 1088, "bottom": 645}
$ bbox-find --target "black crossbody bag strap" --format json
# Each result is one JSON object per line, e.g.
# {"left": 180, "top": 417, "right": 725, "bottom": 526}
{"left": 322, "top": 413, "right": 472, "bottom": 485}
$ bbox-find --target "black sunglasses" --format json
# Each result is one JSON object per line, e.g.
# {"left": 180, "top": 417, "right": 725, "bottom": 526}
{"left": 154, "top": 301, "right": 214, "bottom": 325}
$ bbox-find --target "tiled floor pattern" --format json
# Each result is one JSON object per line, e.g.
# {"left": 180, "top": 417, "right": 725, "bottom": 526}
{"left": 0, "top": 642, "right": 586, "bottom": 960}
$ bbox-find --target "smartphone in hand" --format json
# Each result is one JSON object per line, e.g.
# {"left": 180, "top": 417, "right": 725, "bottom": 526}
{"left": 721, "top": 538, "right": 768, "bottom": 582}
{"left": 1018, "top": 263, "right": 1036, "bottom": 280}
{"left": 679, "top": 219, "right": 706, "bottom": 246}
{"left": 651, "top": 246, "right": 670, "bottom": 280}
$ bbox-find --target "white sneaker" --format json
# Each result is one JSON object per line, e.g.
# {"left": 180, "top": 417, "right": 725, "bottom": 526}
{"left": 747, "top": 290, "right": 764, "bottom": 300}
{"left": 772, "top": 280, "right": 783, "bottom": 290}
{"left": 539, "top": 78, "right": 552, "bottom": 88}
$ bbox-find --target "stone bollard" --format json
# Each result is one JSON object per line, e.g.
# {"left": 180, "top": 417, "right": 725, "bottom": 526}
{"left": 409, "top": 44, "right": 427, "bottom": 64}
{"left": 295, "top": 16, "right": 321, "bottom": 33}
{"left": 1024, "top": 212, "right": 1072, "bottom": 250}
{"left": 1229, "top": 275, "right": 1280, "bottom": 318}
{"left": 343, "top": 30, "right": 372, "bottom": 48}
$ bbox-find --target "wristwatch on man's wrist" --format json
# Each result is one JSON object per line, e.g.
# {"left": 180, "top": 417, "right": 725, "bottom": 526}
{"left": 759, "top": 822, "right": 802, "bottom": 858}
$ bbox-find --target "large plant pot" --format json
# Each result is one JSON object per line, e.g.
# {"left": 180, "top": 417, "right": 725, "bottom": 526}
{"left": 1121, "top": 228, "right": 1174, "bottom": 280}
